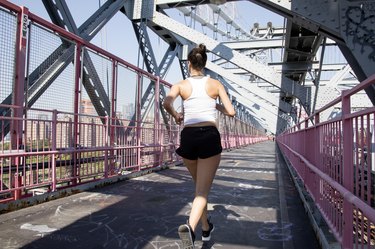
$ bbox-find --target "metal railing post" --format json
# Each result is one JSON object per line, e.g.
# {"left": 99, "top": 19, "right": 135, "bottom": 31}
{"left": 13, "top": 173, "right": 22, "bottom": 200}
{"left": 51, "top": 110, "right": 57, "bottom": 191}
{"left": 109, "top": 60, "right": 117, "bottom": 176}
{"left": 341, "top": 90, "right": 353, "bottom": 248}
{"left": 72, "top": 43, "right": 82, "bottom": 185}
{"left": 136, "top": 73, "right": 142, "bottom": 171}
{"left": 154, "top": 76, "right": 161, "bottom": 166}
{"left": 104, "top": 116, "right": 109, "bottom": 178}
{"left": 11, "top": 6, "right": 28, "bottom": 151}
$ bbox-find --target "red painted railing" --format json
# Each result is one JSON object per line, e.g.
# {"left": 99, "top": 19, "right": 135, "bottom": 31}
{"left": 0, "top": 2, "right": 267, "bottom": 203}
{"left": 277, "top": 74, "right": 375, "bottom": 248}
{"left": 0, "top": 104, "right": 266, "bottom": 203}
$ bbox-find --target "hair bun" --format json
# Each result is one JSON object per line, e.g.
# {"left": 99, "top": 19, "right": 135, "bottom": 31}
{"left": 187, "top": 43, "right": 207, "bottom": 70}
{"left": 198, "top": 44, "right": 206, "bottom": 53}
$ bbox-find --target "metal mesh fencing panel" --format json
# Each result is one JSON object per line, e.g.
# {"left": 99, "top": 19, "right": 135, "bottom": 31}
{"left": 116, "top": 64, "right": 137, "bottom": 120}
{"left": 0, "top": 8, "right": 17, "bottom": 105}
{"left": 141, "top": 75, "right": 156, "bottom": 122}
{"left": 27, "top": 22, "right": 75, "bottom": 113}
{"left": 82, "top": 48, "right": 113, "bottom": 117}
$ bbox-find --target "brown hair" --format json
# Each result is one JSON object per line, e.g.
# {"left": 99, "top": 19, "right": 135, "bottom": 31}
{"left": 187, "top": 44, "right": 207, "bottom": 71}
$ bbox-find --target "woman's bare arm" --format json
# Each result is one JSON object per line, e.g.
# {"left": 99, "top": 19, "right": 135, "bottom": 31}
{"left": 216, "top": 82, "right": 235, "bottom": 117}
{"left": 163, "top": 84, "right": 184, "bottom": 124}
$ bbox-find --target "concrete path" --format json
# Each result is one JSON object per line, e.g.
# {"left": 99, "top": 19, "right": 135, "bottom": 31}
{"left": 0, "top": 141, "right": 320, "bottom": 249}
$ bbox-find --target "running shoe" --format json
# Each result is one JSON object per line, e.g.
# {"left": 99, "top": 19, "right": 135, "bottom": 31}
{"left": 178, "top": 223, "right": 195, "bottom": 249}
{"left": 202, "top": 219, "right": 214, "bottom": 242}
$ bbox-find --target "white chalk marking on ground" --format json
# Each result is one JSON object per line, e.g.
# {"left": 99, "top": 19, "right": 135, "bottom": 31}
{"left": 79, "top": 193, "right": 101, "bottom": 200}
{"left": 20, "top": 223, "right": 57, "bottom": 233}
{"left": 238, "top": 183, "right": 264, "bottom": 189}
{"left": 218, "top": 169, "right": 273, "bottom": 174}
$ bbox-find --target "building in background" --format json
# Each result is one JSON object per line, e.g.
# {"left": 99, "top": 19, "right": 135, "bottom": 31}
{"left": 80, "top": 99, "right": 96, "bottom": 116}
{"left": 122, "top": 103, "right": 135, "bottom": 120}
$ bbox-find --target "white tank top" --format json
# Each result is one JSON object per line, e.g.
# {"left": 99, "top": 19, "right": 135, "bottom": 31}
{"left": 183, "top": 76, "right": 217, "bottom": 126}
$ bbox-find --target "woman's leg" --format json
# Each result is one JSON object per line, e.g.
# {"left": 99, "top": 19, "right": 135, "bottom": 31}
{"left": 183, "top": 158, "right": 210, "bottom": 231}
{"left": 184, "top": 159, "right": 209, "bottom": 231}
{"left": 188, "top": 154, "right": 221, "bottom": 232}
{"left": 184, "top": 158, "right": 198, "bottom": 181}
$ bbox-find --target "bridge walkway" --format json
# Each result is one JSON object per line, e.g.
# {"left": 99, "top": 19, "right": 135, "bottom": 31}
{"left": 0, "top": 141, "right": 321, "bottom": 249}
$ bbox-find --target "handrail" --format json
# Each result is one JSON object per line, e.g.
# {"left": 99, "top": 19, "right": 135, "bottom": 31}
{"left": 277, "top": 74, "right": 375, "bottom": 248}
{"left": 0, "top": 1, "right": 268, "bottom": 206}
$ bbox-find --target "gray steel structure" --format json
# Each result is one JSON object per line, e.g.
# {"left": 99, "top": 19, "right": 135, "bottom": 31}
{"left": 10, "top": 0, "right": 375, "bottom": 134}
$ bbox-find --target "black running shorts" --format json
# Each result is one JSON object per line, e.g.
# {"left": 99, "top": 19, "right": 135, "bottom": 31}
{"left": 176, "top": 126, "right": 222, "bottom": 160}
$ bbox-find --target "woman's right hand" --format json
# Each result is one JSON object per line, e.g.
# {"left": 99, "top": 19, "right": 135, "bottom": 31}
{"left": 174, "top": 112, "right": 184, "bottom": 125}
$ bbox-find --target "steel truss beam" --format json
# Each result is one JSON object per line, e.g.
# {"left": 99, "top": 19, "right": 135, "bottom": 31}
{"left": 206, "top": 69, "right": 278, "bottom": 131}
{"left": 122, "top": 2, "right": 281, "bottom": 132}
{"left": 151, "top": 11, "right": 308, "bottom": 105}
{"left": 223, "top": 37, "right": 336, "bottom": 51}
{"left": 131, "top": 22, "right": 287, "bottom": 132}
{"left": 206, "top": 61, "right": 290, "bottom": 113}
{"left": 243, "top": 0, "right": 375, "bottom": 105}
{"left": 208, "top": 4, "right": 251, "bottom": 38}
{"left": 177, "top": 6, "right": 237, "bottom": 40}
{"left": 0, "top": 0, "right": 127, "bottom": 137}
{"left": 223, "top": 86, "right": 278, "bottom": 132}
{"left": 124, "top": 5, "right": 263, "bottom": 128}
{"left": 136, "top": 5, "right": 289, "bottom": 132}
{"left": 177, "top": 4, "right": 251, "bottom": 40}
{"left": 223, "top": 38, "right": 285, "bottom": 50}
{"left": 130, "top": 21, "right": 173, "bottom": 125}
{"left": 4, "top": 0, "right": 126, "bottom": 116}
{"left": 316, "top": 64, "right": 371, "bottom": 121}
{"left": 153, "top": 10, "right": 302, "bottom": 121}
{"left": 14, "top": 0, "right": 371, "bottom": 135}
{"left": 179, "top": 60, "right": 189, "bottom": 79}
{"left": 40, "top": 0, "right": 126, "bottom": 117}
{"left": 157, "top": 0, "right": 375, "bottom": 132}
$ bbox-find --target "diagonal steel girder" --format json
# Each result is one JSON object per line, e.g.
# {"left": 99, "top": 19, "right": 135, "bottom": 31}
{"left": 215, "top": 75, "right": 277, "bottom": 132}
{"left": 0, "top": 0, "right": 126, "bottom": 122}
{"left": 0, "top": 0, "right": 126, "bottom": 135}
{"left": 158, "top": 0, "right": 375, "bottom": 104}
{"left": 40, "top": 0, "right": 127, "bottom": 117}
{"left": 177, "top": 6, "right": 238, "bottom": 40}
{"left": 0, "top": 0, "right": 125, "bottom": 118}
{"left": 150, "top": 11, "right": 308, "bottom": 105}
{"left": 244, "top": 0, "right": 375, "bottom": 105}
{"left": 206, "top": 61, "right": 291, "bottom": 113}
{"left": 206, "top": 64, "right": 283, "bottom": 133}
{"left": 0, "top": 0, "right": 125, "bottom": 136}
{"left": 179, "top": 60, "right": 189, "bottom": 80}
{"left": 150, "top": 11, "right": 291, "bottom": 110}
{"left": 131, "top": 20, "right": 258, "bottom": 130}
{"left": 130, "top": 22, "right": 173, "bottom": 126}
{"left": 204, "top": 67, "right": 272, "bottom": 130}
{"left": 137, "top": 6, "right": 289, "bottom": 132}
{"left": 124, "top": 3, "right": 279, "bottom": 132}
